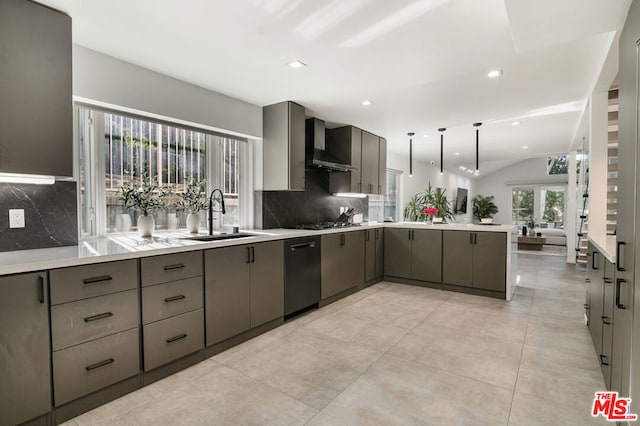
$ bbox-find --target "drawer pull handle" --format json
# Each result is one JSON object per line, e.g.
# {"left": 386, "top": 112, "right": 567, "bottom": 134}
{"left": 599, "top": 354, "right": 609, "bottom": 366}
{"left": 164, "top": 294, "right": 186, "bottom": 303}
{"left": 86, "top": 358, "right": 114, "bottom": 371}
{"left": 164, "top": 264, "right": 185, "bottom": 271}
{"left": 616, "top": 278, "right": 627, "bottom": 309}
{"left": 38, "top": 276, "right": 45, "bottom": 304}
{"left": 601, "top": 316, "right": 611, "bottom": 325}
{"left": 83, "top": 275, "right": 113, "bottom": 284}
{"left": 166, "top": 333, "right": 187, "bottom": 343}
{"left": 84, "top": 312, "right": 114, "bottom": 322}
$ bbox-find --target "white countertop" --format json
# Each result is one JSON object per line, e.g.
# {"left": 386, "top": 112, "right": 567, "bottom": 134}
{"left": 0, "top": 222, "right": 514, "bottom": 276}
{"left": 588, "top": 234, "right": 617, "bottom": 263}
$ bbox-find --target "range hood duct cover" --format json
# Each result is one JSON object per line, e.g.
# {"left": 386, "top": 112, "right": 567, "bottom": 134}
{"left": 306, "top": 118, "right": 357, "bottom": 172}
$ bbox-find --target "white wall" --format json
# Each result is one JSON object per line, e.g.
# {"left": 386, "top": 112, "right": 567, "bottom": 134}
{"left": 72, "top": 45, "right": 262, "bottom": 139}
{"left": 475, "top": 157, "right": 569, "bottom": 225}
{"left": 387, "top": 151, "right": 476, "bottom": 223}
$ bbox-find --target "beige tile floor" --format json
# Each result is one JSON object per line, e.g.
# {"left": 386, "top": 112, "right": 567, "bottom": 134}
{"left": 63, "top": 254, "right": 607, "bottom": 425}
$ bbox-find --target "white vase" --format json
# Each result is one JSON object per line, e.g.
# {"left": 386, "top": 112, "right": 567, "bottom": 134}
{"left": 115, "top": 213, "right": 132, "bottom": 232}
{"left": 137, "top": 214, "right": 155, "bottom": 237}
{"left": 167, "top": 213, "right": 178, "bottom": 230}
{"left": 186, "top": 213, "right": 201, "bottom": 233}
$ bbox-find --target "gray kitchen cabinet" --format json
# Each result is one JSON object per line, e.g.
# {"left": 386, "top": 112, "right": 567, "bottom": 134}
{"left": 442, "top": 231, "right": 473, "bottom": 287}
{"left": 383, "top": 228, "right": 412, "bottom": 279}
{"left": 140, "top": 251, "right": 203, "bottom": 287}
{"left": 378, "top": 137, "right": 387, "bottom": 195}
{"left": 321, "top": 231, "right": 365, "bottom": 299}
{"left": 412, "top": 229, "right": 443, "bottom": 283}
{"left": 0, "top": 272, "right": 52, "bottom": 426}
{"left": 361, "top": 131, "right": 380, "bottom": 194}
{"left": 588, "top": 245, "right": 604, "bottom": 357}
{"left": 617, "top": 0, "right": 639, "bottom": 407}
{"left": 250, "top": 241, "right": 285, "bottom": 328}
{"left": 384, "top": 228, "right": 442, "bottom": 283}
{"left": 327, "top": 126, "right": 362, "bottom": 193}
{"left": 263, "top": 101, "right": 306, "bottom": 191}
{"left": 205, "top": 245, "right": 251, "bottom": 346}
{"left": 600, "top": 258, "right": 615, "bottom": 389}
{"left": 442, "top": 231, "right": 506, "bottom": 292}
{"left": 365, "top": 228, "right": 385, "bottom": 282}
{"left": 0, "top": 0, "right": 72, "bottom": 177}
{"left": 205, "top": 241, "right": 285, "bottom": 346}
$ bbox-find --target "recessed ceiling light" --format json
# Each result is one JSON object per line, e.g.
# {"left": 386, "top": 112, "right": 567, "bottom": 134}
{"left": 512, "top": 121, "right": 521, "bottom": 126}
{"left": 361, "top": 100, "right": 373, "bottom": 106}
{"left": 487, "top": 69, "right": 503, "bottom": 79}
{"left": 423, "top": 134, "right": 428, "bottom": 138}
{"left": 467, "top": 169, "right": 473, "bottom": 174}
{"left": 459, "top": 166, "right": 466, "bottom": 170}
{"left": 288, "top": 60, "right": 306, "bottom": 69}
{"left": 455, "top": 152, "right": 460, "bottom": 156}
{"left": 522, "top": 146, "right": 528, "bottom": 149}
{"left": 474, "top": 172, "right": 479, "bottom": 176}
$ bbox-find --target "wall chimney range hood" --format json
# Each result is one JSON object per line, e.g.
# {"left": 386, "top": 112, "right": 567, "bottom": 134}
{"left": 306, "top": 118, "right": 357, "bottom": 172}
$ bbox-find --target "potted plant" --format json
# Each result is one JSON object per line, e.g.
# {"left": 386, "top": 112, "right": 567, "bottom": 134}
{"left": 423, "top": 183, "right": 455, "bottom": 223}
{"left": 404, "top": 194, "right": 426, "bottom": 222}
{"left": 176, "top": 178, "right": 208, "bottom": 233}
{"left": 472, "top": 194, "right": 499, "bottom": 223}
{"left": 120, "top": 176, "right": 166, "bottom": 237}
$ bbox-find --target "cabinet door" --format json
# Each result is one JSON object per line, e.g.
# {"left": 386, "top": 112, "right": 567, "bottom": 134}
{"left": 321, "top": 233, "right": 344, "bottom": 299}
{"left": 411, "top": 229, "right": 442, "bottom": 283}
{"left": 344, "top": 231, "right": 365, "bottom": 290}
{"left": 589, "top": 249, "right": 605, "bottom": 356}
{"left": 204, "top": 246, "right": 251, "bottom": 346}
{"left": 0, "top": 272, "right": 52, "bottom": 426}
{"left": 383, "top": 228, "right": 412, "bottom": 279}
{"left": 378, "top": 138, "right": 387, "bottom": 195}
{"left": 250, "top": 241, "right": 285, "bottom": 328}
{"left": 375, "top": 228, "right": 384, "bottom": 279}
{"left": 442, "top": 231, "right": 473, "bottom": 287}
{"left": 611, "top": 274, "right": 633, "bottom": 395}
{"left": 472, "top": 232, "right": 507, "bottom": 292}
{"left": 288, "top": 102, "right": 306, "bottom": 191}
{"left": 365, "top": 229, "right": 376, "bottom": 282}
{"left": 0, "top": 0, "right": 72, "bottom": 176}
{"left": 361, "top": 131, "right": 379, "bottom": 194}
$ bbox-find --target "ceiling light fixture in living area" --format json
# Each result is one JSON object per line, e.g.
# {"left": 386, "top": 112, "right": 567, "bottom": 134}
{"left": 361, "top": 100, "right": 373, "bottom": 106}
{"left": 407, "top": 132, "right": 415, "bottom": 177}
{"left": 512, "top": 121, "right": 521, "bottom": 126}
{"left": 288, "top": 60, "right": 306, "bottom": 69}
{"left": 487, "top": 69, "right": 502, "bottom": 79}
{"left": 438, "top": 128, "right": 446, "bottom": 175}
{"left": 473, "top": 122, "right": 482, "bottom": 172}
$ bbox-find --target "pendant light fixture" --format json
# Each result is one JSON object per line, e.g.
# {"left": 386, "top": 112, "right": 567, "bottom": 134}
{"left": 473, "top": 122, "right": 482, "bottom": 172}
{"left": 438, "top": 128, "right": 446, "bottom": 175}
{"left": 408, "top": 132, "right": 415, "bottom": 177}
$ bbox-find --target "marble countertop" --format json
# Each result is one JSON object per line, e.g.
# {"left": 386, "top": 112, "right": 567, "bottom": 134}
{"left": 588, "top": 234, "right": 617, "bottom": 263}
{"left": 0, "top": 221, "right": 515, "bottom": 275}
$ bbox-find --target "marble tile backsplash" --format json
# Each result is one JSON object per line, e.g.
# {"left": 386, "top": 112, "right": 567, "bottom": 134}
{"left": 255, "top": 168, "right": 368, "bottom": 229}
{"left": 0, "top": 181, "right": 78, "bottom": 252}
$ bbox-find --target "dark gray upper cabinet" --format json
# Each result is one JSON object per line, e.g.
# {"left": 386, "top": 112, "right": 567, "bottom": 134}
{"left": 617, "top": 0, "right": 639, "bottom": 404}
{"left": 378, "top": 138, "right": 387, "bottom": 195}
{"left": 0, "top": 272, "right": 52, "bottom": 426}
{"left": 0, "top": 0, "right": 72, "bottom": 177}
{"left": 262, "top": 101, "right": 305, "bottom": 191}
{"left": 327, "top": 126, "right": 386, "bottom": 195}
{"left": 321, "top": 231, "right": 365, "bottom": 299}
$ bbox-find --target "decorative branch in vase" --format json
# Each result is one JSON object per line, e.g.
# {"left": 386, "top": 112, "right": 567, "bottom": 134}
{"left": 176, "top": 178, "right": 208, "bottom": 233}
{"left": 119, "top": 174, "right": 168, "bottom": 237}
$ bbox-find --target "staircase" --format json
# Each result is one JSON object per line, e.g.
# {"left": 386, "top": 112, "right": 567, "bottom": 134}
{"left": 576, "top": 176, "right": 589, "bottom": 265}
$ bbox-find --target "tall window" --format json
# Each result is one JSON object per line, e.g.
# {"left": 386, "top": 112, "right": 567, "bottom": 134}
{"left": 385, "top": 170, "right": 402, "bottom": 221}
{"left": 512, "top": 187, "right": 534, "bottom": 226}
{"left": 78, "top": 107, "right": 242, "bottom": 236}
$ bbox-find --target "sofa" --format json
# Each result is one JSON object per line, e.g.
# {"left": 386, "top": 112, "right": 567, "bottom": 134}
{"left": 533, "top": 227, "right": 567, "bottom": 246}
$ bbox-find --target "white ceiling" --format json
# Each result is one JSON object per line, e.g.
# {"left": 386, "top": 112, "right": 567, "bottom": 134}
{"left": 37, "top": 0, "right": 631, "bottom": 177}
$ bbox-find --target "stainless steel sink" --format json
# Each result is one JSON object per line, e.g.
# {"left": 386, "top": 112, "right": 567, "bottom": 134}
{"left": 181, "top": 233, "right": 256, "bottom": 242}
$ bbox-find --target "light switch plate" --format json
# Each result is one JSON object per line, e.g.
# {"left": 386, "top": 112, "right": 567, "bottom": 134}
{"left": 9, "top": 209, "right": 25, "bottom": 228}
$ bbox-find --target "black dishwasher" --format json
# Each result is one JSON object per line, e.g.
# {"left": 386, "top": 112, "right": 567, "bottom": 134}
{"left": 284, "top": 236, "right": 321, "bottom": 316}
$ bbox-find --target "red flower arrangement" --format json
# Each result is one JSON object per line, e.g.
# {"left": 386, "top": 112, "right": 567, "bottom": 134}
{"left": 423, "top": 207, "right": 438, "bottom": 216}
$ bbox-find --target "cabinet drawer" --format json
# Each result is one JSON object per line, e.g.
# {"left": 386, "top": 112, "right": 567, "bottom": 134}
{"left": 143, "top": 309, "right": 204, "bottom": 371}
{"left": 53, "top": 328, "right": 139, "bottom": 407}
{"left": 50, "top": 259, "right": 138, "bottom": 305}
{"left": 141, "top": 251, "right": 202, "bottom": 287}
{"left": 51, "top": 289, "right": 138, "bottom": 351}
{"left": 142, "top": 277, "right": 203, "bottom": 324}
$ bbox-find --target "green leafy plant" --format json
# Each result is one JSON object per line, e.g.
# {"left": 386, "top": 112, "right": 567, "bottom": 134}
{"left": 472, "top": 195, "right": 499, "bottom": 222}
{"left": 176, "top": 178, "right": 208, "bottom": 213}
{"left": 119, "top": 175, "right": 169, "bottom": 216}
{"left": 403, "top": 182, "right": 455, "bottom": 223}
